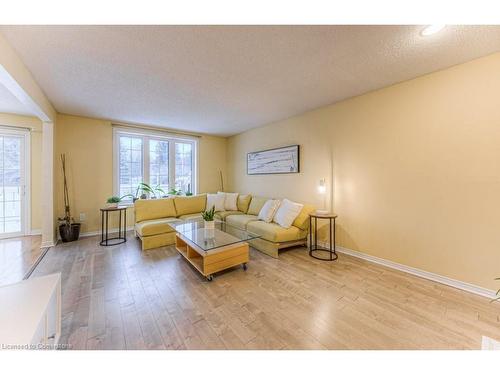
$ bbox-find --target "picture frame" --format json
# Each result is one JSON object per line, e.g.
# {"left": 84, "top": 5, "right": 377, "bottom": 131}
{"left": 247, "top": 145, "right": 300, "bottom": 175}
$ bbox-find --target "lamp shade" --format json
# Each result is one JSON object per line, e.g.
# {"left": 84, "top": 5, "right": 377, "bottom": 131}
{"left": 318, "top": 178, "right": 326, "bottom": 194}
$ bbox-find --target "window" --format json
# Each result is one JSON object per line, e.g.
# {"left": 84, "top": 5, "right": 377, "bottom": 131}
{"left": 114, "top": 127, "right": 196, "bottom": 203}
{"left": 175, "top": 142, "right": 193, "bottom": 193}
{"left": 118, "top": 135, "right": 143, "bottom": 198}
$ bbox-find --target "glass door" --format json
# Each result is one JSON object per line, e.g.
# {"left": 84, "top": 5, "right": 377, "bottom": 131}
{"left": 0, "top": 129, "right": 28, "bottom": 238}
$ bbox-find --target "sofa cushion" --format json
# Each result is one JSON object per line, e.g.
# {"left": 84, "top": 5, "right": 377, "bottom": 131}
{"left": 237, "top": 194, "right": 252, "bottom": 213}
{"left": 246, "top": 221, "right": 307, "bottom": 243}
{"left": 206, "top": 193, "right": 225, "bottom": 212}
{"left": 135, "top": 217, "right": 182, "bottom": 237}
{"left": 178, "top": 213, "right": 203, "bottom": 220}
{"left": 134, "top": 198, "right": 177, "bottom": 223}
{"left": 218, "top": 191, "right": 238, "bottom": 211}
{"left": 174, "top": 194, "right": 206, "bottom": 216}
{"left": 292, "top": 204, "right": 316, "bottom": 231}
{"left": 247, "top": 196, "right": 270, "bottom": 216}
{"left": 273, "top": 198, "right": 304, "bottom": 229}
{"left": 258, "top": 199, "right": 280, "bottom": 223}
{"left": 226, "top": 214, "right": 259, "bottom": 230}
{"left": 214, "top": 210, "right": 243, "bottom": 220}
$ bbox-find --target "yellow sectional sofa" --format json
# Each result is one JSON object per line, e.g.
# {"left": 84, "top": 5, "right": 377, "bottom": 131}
{"left": 134, "top": 195, "right": 206, "bottom": 250}
{"left": 133, "top": 193, "right": 314, "bottom": 258}
{"left": 225, "top": 196, "right": 314, "bottom": 258}
{"left": 134, "top": 198, "right": 179, "bottom": 250}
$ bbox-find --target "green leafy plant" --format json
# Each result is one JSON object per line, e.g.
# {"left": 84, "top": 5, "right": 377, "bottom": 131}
{"left": 106, "top": 194, "right": 134, "bottom": 204}
{"left": 137, "top": 182, "right": 156, "bottom": 197}
{"left": 107, "top": 196, "right": 121, "bottom": 204}
{"left": 155, "top": 186, "right": 166, "bottom": 196}
{"left": 168, "top": 188, "right": 183, "bottom": 196}
{"left": 201, "top": 206, "right": 215, "bottom": 221}
{"left": 136, "top": 182, "right": 166, "bottom": 199}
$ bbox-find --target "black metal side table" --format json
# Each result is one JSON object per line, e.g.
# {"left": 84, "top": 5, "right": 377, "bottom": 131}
{"left": 100, "top": 206, "right": 127, "bottom": 246}
{"left": 309, "top": 212, "right": 338, "bottom": 261}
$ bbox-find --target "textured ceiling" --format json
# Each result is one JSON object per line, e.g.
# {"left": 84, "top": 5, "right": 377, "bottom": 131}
{"left": 0, "top": 82, "right": 33, "bottom": 117}
{"left": 1, "top": 25, "right": 500, "bottom": 136}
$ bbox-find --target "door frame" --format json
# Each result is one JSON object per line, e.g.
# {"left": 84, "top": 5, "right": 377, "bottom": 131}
{"left": 0, "top": 126, "right": 31, "bottom": 238}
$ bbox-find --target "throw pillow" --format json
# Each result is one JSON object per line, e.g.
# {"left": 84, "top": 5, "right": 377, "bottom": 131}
{"left": 206, "top": 193, "right": 225, "bottom": 212}
{"left": 247, "top": 196, "right": 270, "bottom": 215}
{"left": 258, "top": 199, "right": 281, "bottom": 223}
{"left": 237, "top": 194, "right": 252, "bottom": 213}
{"left": 273, "top": 198, "right": 304, "bottom": 229}
{"left": 218, "top": 191, "right": 238, "bottom": 211}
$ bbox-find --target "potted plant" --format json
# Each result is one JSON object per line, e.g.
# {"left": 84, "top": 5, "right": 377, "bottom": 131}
{"left": 201, "top": 205, "right": 216, "bottom": 230}
{"left": 136, "top": 182, "right": 166, "bottom": 199}
{"left": 58, "top": 154, "right": 81, "bottom": 243}
{"left": 105, "top": 194, "right": 134, "bottom": 208}
{"left": 168, "top": 188, "right": 183, "bottom": 196}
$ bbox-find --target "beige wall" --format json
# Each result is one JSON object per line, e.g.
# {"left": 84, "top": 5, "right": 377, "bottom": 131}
{"left": 0, "top": 113, "right": 42, "bottom": 232}
{"left": 55, "top": 114, "right": 227, "bottom": 233}
{"left": 227, "top": 112, "right": 332, "bottom": 208}
{"left": 228, "top": 52, "right": 500, "bottom": 290}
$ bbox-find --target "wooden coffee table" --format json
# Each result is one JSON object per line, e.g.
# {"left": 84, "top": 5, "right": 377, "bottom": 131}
{"left": 171, "top": 220, "right": 259, "bottom": 281}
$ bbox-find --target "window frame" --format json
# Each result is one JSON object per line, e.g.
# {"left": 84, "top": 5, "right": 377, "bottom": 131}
{"left": 113, "top": 126, "right": 198, "bottom": 205}
{"left": 0, "top": 126, "right": 30, "bottom": 238}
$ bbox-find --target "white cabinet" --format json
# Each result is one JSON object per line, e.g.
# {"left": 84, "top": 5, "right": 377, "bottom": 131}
{"left": 0, "top": 273, "right": 61, "bottom": 349}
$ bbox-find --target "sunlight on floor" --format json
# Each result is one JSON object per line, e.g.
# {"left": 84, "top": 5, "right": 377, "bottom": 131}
{"left": 0, "top": 235, "right": 42, "bottom": 286}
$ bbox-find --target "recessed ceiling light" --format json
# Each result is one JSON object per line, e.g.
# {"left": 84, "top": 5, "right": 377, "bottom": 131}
{"left": 421, "top": 25, "right": 446, "bottom": 36}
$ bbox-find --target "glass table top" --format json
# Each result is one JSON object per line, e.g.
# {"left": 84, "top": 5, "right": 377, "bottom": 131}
{"left": 170, "top": 219, "right": 260, "bottom": 251}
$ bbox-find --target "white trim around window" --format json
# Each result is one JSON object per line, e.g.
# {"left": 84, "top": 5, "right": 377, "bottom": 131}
{"left": 112, "top": 126, "right": 198, "bottom": 204}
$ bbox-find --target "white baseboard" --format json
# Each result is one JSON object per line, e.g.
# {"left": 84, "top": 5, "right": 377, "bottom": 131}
{"left": 29, "top": 229, "right": 42, "bottom": 235}
{"left": 41, "top": 240, "right": 56, "bottom": 248}
{"left": 317, "top": 241, "right": 496, "bottom": 299}
{"left": 78, "top": 226, "right": 135, "bottom": 239}
{"left": 54, "top": 226, "right": 134, "bottom": 245}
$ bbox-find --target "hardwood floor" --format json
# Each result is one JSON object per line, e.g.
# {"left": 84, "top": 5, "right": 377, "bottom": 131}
{"left": 31, "top": 232, "right": 500, "bottom": 349}
{"left": 0, "top": 235, "right": 43, "bottom": 286}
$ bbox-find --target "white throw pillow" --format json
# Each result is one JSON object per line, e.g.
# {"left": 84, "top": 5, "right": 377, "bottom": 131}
{"left": 258, "top": 199, "right": 281, "bottom": 223}
{"left": 273, "top": 198, "right": 304, "bottom": 229}
{"left": 206, "top": 193, "right": 225, "bottom": 212}
{"left": 218, "top": 191, "right": 238, "bottom": 211}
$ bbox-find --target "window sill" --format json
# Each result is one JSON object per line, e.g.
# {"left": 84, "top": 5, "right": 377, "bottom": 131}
{"left": 118, "top": 202, "right": 134, "bottom": 208}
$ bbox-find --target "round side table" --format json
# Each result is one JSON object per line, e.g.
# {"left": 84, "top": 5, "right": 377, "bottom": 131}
{"left": 100, "top": 206, "right": 127, "bottom": 246}
{"left": 309, "top": 212, "right": 338, "bottom": 261}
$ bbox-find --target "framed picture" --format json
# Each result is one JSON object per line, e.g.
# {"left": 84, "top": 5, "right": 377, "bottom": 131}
{"left": 247, "top": 145, "right": 300, "bottom": 175}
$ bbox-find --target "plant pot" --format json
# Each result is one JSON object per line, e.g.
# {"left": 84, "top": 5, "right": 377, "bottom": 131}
{"left": 106, "top": 202, "right": 118, "bottom": 208}
{"left": 59, "top": 223, "right": 81, "bottom": 243}
{"left": 204, "top": 220, "right": 215, "bottom": 230}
